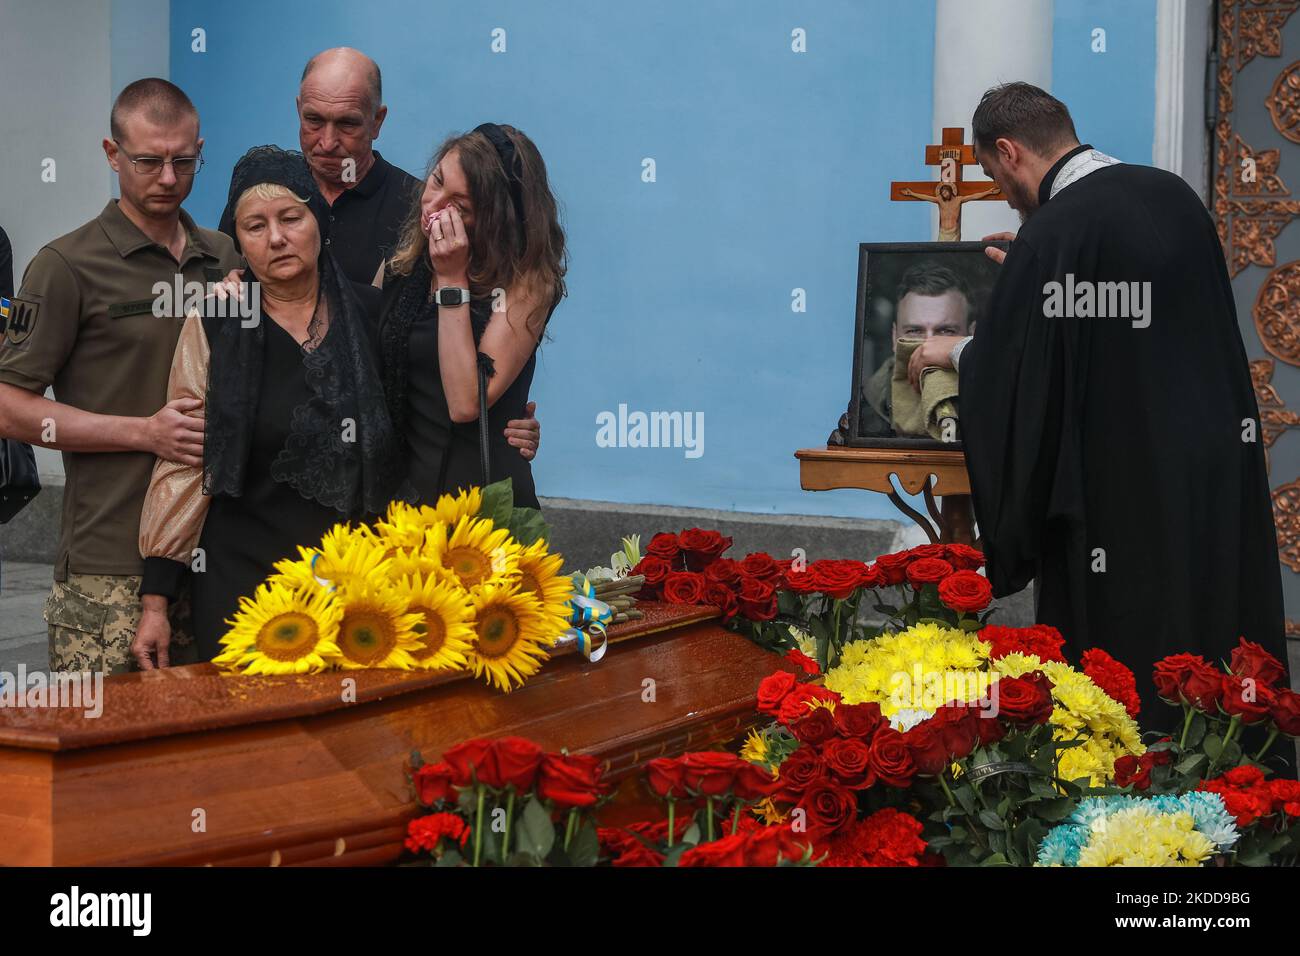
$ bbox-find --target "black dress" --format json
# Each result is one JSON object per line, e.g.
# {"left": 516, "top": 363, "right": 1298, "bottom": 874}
{"left": 379, "top": 277, "right": 541, "bottom": 509}
{"left": 190, "top": 284, "right": 387, "bottom": 659}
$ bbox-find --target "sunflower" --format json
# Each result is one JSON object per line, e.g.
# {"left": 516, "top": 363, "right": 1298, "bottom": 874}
{"left": 334, "top": 581, "right": 425, "bottom": 670}
{"left": 393, "top": 573, "right": 476, "bottom": 671}
{"left": 466, "top": 581, "right": 553, "bottom": 692}
{"left": 428, "top": 516, "right": 521, "bottom": 592}
{"left": 373, "top": 500, "right": 439, "bottom": 554}
{"left": 515, "top": 538, "right": 573, "bottom": 611}
{"left": 304, "top": 523, "right": 389, "bottom": 591}
{"left": 429, "top": 486, "right": 483, "bottom": 525}
{"left": 213, "top": 579, "right": 342, "bottom": 675}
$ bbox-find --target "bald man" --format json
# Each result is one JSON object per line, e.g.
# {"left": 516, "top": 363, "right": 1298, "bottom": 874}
{"left": 218, "top": 47, "right": 420, "bottom": 285}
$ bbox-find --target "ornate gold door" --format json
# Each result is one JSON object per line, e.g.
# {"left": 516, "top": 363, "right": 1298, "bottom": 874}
{"left": 1214, "top": 0, "right": 1300, "bottom": 634}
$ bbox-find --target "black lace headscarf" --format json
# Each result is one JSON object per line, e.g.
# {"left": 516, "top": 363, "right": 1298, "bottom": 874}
{"left": 203, "top": 145, "right": 405, "bottom": 517}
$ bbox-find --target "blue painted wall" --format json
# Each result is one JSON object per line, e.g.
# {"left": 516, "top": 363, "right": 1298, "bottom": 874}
{"left": 168, "top": 0, "right": 1158, "bottom": 520}
{"left": 1052, "top": 0, "right": 1158, "bottom": 165}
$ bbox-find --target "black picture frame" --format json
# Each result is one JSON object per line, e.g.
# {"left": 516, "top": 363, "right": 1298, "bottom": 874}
{"left": 844, "top": 240, "right": 1009, "bottom": 450}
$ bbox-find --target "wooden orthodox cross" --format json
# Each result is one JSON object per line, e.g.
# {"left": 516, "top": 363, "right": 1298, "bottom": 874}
{"left": 890, "top": 127, "right": 1004, "bottom": 241}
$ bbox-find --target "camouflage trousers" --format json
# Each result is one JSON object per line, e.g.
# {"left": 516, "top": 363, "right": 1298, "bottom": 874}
{"left": 44, "top": 574, "right": 196, "bottom": 675}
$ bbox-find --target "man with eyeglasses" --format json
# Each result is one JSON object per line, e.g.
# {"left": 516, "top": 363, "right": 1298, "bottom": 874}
{"left": 0, "top": 78, "right": 240, "bottom": 674}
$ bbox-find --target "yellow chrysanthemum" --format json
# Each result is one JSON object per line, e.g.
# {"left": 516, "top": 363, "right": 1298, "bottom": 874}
{"left": 992, "top": 654, "right": 1144, "bottom": 786}
{"left": 334, "top": 581, "right": 424, "bottom": 670}
{"left": 428, "top": 516, "right": 521, "bottom": 592}
{"left": 1076, "top": 808, "right": 1214, "bottom": 867}
{"left": 392, "top": 573, "right": 476, "bottom": 671}
{"left": 466, "top": 580, "right": 552, "bottom": 692}
{"left": 213, "top": 578, "right": 342, "bottom": 675}
{"left": 824, "top": 622, "right": 992, "bottom": 716}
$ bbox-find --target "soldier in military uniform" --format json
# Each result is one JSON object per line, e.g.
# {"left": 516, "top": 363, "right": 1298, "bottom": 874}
{"left": 0, "top": 79, "right": 241, "bottom": 674}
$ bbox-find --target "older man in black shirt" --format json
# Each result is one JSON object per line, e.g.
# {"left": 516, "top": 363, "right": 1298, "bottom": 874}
{"left": 219, "top": 47, "right": 420, "bottom": 285}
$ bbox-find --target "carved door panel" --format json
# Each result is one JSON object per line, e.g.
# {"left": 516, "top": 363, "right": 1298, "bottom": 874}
{"left": 1214, "top": 0, "right": 1300, "bottom": 634}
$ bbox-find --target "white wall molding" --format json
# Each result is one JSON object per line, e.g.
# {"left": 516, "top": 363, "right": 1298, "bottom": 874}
{"left": 1154, "top": 0, "right": 1213, "bottom": 200}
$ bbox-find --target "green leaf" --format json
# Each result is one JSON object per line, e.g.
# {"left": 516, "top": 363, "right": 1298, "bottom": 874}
{"left": 517, "top": 796, "right": 555, "bottom": 859}
{"left": 507, "top": 506, "right": 551, "bottom": 547}
{"left": 1174, "top": 752, "right": 1207, "bottom": 776}
{"left": 1184, "top": 714, "right": 1208, "bottom": 749}
{"left": 567, "top": 821, "right": 600, "bottom": 868}
{"left": 978, "top": 809, "right": 1005, "bottom": 831}
{"left": 409, "top": 749, "right": 424, "bottom": 770}
{"left": 1036, "top": 797, "right": 1076, "bottom": 822}
{"left": 958, "top": 617, "right": 983, "bottom": 631}
{"left": 434, "top": 849, "right": 464, "bottom": 867}
{"left": 479, "top": 478, "right": 515, "bottom": 528}
{"left": 1203, "top": 734, "right": 1224, "bottom": 762}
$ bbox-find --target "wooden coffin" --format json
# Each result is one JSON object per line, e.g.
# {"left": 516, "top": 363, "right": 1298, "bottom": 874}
{"left": 0, "top": 603, "right": 789, "bottom": 866}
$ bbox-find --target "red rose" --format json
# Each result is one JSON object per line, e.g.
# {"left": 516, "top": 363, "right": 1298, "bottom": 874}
{"left": 704, "top": 581, "right": 739, "bottom": 620}
{"left": 737, "top": 552, "right": 781, "bottom": 581}
{"left": 678, "top": 832, "right": 748, "bottom": 867}
{"left": 903, "top": 723, "right": 951, "bottom": 776}
{"left": 1113, "top": 754, "right": 1152, "bottom": 790}
{"left": 631, "top": 555, "right": 672, "bottom": 597}
{"left": 788, "top": 706, "right": 837, "bottom": 746}
{"left": 679, "top": 528, "right": 732, "bottom": 570}
{"left": 798, "top": 780, "right": 858, "bottom": 835}
{"left": 776, "top": 685, "right": 841, "bottom": 726}
{"left": 784, "top": 647, "right": 820, "bottom": 675}
{"left": 612, "top": 844, "right": 665, "bottom": 867}
{"left": 809, "top": 559, "right": 876, "bottom": 600}
{"left": 491, "top": 737, "right": 544, "bottom": 792}
{"left": 743, "top": 826, "right": 813, "bottom": 866}
{"left": 645, "top": 757, "right": 688, "bottom": 799}
{"left": 680, "top": 751, "right": 746, "bottom": 796}
{"left": 821, "top": 736, "right": 876, "bottom": 788}
{"left": 1270, "top": 689, "right": 1300, "bottom": 736}
{"left": 907, "top": 544, "right": 948, "bottom": 560}
{"left": 867, "top": 727, "right": 916, "bottom": 788}
{"left": 1229, "top": 638, "right": 1287, "bottom": 687}
{"left": 662, "top": 570, "right": 708, "bottom": 605}
{"left": 873, "top": 552, "right": 912, "bottom": 586}
{"left": 995, "top": 672, "right": 1055, "bottom": 726}
{"left": 413, "top": 761, "right": 455, "bottom": 806}
{"left": 756, "top": 669, "right": 798, "bottom": 715}
{"left": 944, "top": 543, "right": 985, "bottom": 571}
{"left": 781, "top": 565, "right": 821, "bottom": 594}
{"left": 928, "top": 703, "right": 979, "bottom": 760}
{"left": 937, "top": 570, "right": 993, "bottom": 613}
{"left": 645, "top": 532, "right": 682, "bottom": 561}
{"left": 703, "top": 558, "right": 743, "bottom": 586}
{"left": 1221, "top": 675, "right": 1275, "bottom": 724}
{"left": 443, "top": 738, "right": 498, "bottom": 788}
{"left": 832, "top": 701, "right": 884, "bottom": 741}
{"left": 1153, "top": 653, "right": 1224, "bottom": 711}
{"left": 537, "top": 752, "right": 607, "bottom": 808}
{"left": 733, "top": 761, "right": 780, "bottom": 801}
{"left": 736, "top": 575, "right": 778, "bottom": 620}
{"left": 905, "top": 557, "right": 954, "bottom": 586}
{"left": 775, "top": 746, "right": 826, "bottom": 801}
{"left": 974, "top": 702, "right": 1007, "bottom": 745}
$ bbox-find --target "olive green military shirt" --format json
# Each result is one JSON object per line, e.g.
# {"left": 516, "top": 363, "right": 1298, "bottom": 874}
{"left": 0, "top": 200, "right": 241, "bottom": 581}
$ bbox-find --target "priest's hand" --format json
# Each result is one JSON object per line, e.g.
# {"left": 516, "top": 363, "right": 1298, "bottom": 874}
{"left": 982, "top": 232, "right": 1017, "bottom": 265}
{"left": 505, "top": 400, "right": 540, "bottom": 461}
{"left": 132, "top": 597, "right": 172, "bottom": 670}
{"left": 907, "top": 335, "right": 964, "bottom": 391}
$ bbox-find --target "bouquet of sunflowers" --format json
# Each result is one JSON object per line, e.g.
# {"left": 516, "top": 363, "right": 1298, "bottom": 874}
{"left": 212, "top": 480, "right": 574, "bottom": 692}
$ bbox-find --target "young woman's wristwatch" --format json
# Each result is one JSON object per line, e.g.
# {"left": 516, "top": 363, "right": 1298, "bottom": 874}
{"left": 434, "top": 286, "right": 471, "bottom": 307}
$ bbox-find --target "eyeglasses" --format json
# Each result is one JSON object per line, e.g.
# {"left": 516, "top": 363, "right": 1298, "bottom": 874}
{"left": 113, "top": 139, "right": 204, "bottom": 176}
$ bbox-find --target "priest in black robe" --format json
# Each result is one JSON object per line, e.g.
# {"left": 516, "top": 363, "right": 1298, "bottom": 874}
{"left": 907, "top": 83, "right": 1289, "bottom": 729}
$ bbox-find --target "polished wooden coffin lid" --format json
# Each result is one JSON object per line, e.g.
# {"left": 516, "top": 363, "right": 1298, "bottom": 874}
{"left": 0, "top": 602, "right": 790, "bottom": 866}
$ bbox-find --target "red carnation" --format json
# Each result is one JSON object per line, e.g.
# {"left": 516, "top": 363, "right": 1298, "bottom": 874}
{"left": 978, "top": 624, "right": 1067, "bottom": 663}
{"left": 937, "top": 570, "right": 993, "bottom": 613}
{"left": 1081, "top": 647, "right": 1142, "bottom": 719}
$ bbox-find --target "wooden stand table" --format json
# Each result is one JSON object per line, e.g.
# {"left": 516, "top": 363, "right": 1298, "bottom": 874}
{"left": 795, "top": 446, "right": 978, "bottom": 546}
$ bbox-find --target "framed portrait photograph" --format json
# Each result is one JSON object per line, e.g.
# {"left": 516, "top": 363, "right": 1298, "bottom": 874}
{"left": 845, "top": 241, "right": 1008, "bottom": 449}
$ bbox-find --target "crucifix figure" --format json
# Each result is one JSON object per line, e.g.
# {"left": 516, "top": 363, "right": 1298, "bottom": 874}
{"left": 890, "top": 127, "right": 1004, "bottom": 241}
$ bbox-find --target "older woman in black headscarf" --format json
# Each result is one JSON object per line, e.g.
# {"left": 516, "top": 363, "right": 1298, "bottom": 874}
{"left": 133, "top": 145, "right": 404, "bottom": 666}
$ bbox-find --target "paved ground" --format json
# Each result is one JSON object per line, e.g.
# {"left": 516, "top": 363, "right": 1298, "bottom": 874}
{"left": 0, "top": 561, "right": 52, "bottom": 674}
